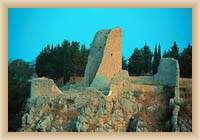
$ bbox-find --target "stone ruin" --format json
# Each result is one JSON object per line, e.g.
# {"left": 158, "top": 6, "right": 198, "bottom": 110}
{"left": 154, "top": 58, "right": 182, "bottom": 131}
{"left": 30, "top": 27, "right": 126, "bottom": 101}
{"left": 30, "top": 77, "right": 62, "bottom": 98}
{"left": 21, "top": 27, "right": 187, "bottom": 132}
{"left": 154, "top": 58, "right": 179, "bottom": 87}
{"left": 84, "top": 27, "right": 122, "bottom": 92}
{"left": 154, "top": 58, "right": 180, "bottom": 98}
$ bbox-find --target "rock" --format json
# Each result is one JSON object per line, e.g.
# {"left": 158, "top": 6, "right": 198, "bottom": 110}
{"left": 36, "top": 116, "right": 51, "bottom": 131}
{"left": 63, "top": 105, "right": 68, "bottom": 112}
{"left": 171, "top": 105, "right": 180, "bottom": 132}
{"left": 96, "top": 127, "right": 104, "bottom": 132}
{"left": 30, "top": 77, "right": 62, "bottom": 98}
{"left": 127, "top": 116, "right": 138, "bottom": 132}
{"left": 154, "top": 58, "right": 179, "bottom": 87}
{"left": 51, "top": 127, "right": 56, "bottom": 132}
{"left": 97, "top": 108, "right": 105, "bottom": 117}
{"left": 112, "top": 109, "right": 123, "bottom": 119}
{"left": 27, "top": 112, "right": 33, "bottom": 124}
{"left": 75, "top": 116, "right": 89, "bottom": 132}
{"left": 147, "top": 104, "right": 160, "bottom": 112}
{"left": 34, "top": 96, "right": 44, "bottom": 108}
{"left": 107, "top": 70, "right": 130, "bottom": 101}
{"left": 137, "top": 103, "right": 143, "bottom": 112}
{"left": 178, "top": 118, "right": 192, "bottom": 132}
{"left": 130, "top": 91, "right": 141, "bottom": 97}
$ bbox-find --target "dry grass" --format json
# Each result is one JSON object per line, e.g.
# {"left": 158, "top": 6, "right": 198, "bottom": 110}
{"left": 134, "top": 84, "right": 156, "bottom": 93}
{"left": 69, "top": 76, "right": 84, "bottom": 83}
{"left": 130, "top": 76, "right": 192, "bottom": 131}
{"left": 179, "top": 78, "right": 192, "bottom": 121}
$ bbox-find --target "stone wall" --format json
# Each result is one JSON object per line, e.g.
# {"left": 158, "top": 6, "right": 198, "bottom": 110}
{"left": 107, "top": 70, "right": 130, "bottom": 101}
{"left": 154, "top": 58, "right": 182, "bottom": 131}
{"left": 30, "top": 77, "right": 62, "bottom": 98}
{"left": 154, "top": 58, "right": 179, "bottom": 87}
{"left": 84, "top": 27, "right": 122, "bottom": 91}
{"left": 84, "top": 29, "right": 110, "bottom": 87}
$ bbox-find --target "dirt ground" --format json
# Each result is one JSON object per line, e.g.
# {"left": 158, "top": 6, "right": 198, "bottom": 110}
{"left": 62, "top": 76, "right": 192, "bottom": 132}
{"left": 129, "top": 76, "right": 192, "bottom": 132}
{"left": 178, "top": 78, "right": 192, "bottom": 131}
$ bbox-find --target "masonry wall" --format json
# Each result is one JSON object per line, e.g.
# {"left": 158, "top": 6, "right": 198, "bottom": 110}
{"left": 84, "top": 30, "right": 110, "bottom": 87}
{"left": 84, "top": 27, "right": 122, "bottom": 91}
{"left": 31, "top": 77, "right": 62, "bottom": 98}
{"left": 154, "top": 58, "right": 179, "bottom": 87}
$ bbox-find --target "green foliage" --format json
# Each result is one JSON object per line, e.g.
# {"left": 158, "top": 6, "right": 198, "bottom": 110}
{"left": 141, "top": 43, "right": 153, "bottom": 74}
{"left": 162, "top": 41, "right": 192, "bottom": 78}
{"left": 153, "top": 43, "right": 162, "bottom": 75}
{"left": 8, "top": 59, "right": 34, "bottom": 131}
{"left": 180, "top": 44, "right": 192, "bottom": 77}
{"left": 128, "top": 43, "right": 152, "bottom": 76}
{"left": 128, "top": 41, "right": 192, "bottom": 78}
{"left": 122, "top": 56, "right": 128, "bottom": 70}
{"left": 35, "top": 39, "right": 89, "bottom": 83}
{"left": 163, "top": 41, "right": 180, "bottom": 61}
{"left": 128, "top": 48, "right": 142, "bottom": 76}
{"left": 158, "top": 43, "right": 161, "bottom": 62}
{"left": 153, "top": 45, "right": 158, "bottom": 74}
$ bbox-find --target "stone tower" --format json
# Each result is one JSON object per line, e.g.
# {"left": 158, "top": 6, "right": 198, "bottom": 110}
{"left": 84, "top": 27, "right": 122, "bottom": 91}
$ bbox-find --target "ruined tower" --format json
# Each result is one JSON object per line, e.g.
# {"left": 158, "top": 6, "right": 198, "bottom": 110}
{"left": 84, "top": 27, "right": 122, "bottom": 91}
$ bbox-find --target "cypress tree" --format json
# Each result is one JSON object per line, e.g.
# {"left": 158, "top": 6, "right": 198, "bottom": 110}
{"left": 158, "top": 43, "right": 161, "bottom": 62}
{"left": 153, "top": 45, "right": 158, "bottom": 74}
{"left": 157, "top": 43, "right": 161, "bottom": 71}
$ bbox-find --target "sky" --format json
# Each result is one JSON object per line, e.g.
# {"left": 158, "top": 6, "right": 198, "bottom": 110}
{"left": 8, "top": 8, "right": 192, "bottom": 62}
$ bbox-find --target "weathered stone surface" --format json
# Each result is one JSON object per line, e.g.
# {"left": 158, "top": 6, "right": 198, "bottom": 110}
{"left": 20, "top": 84, "right": 140, "bottom": 132}
{"left": 171, "top": 105, "right": 180, "bottom": 131}
{"left": 107, "top": 70, "right": 130, "bottom": 101}
{"left": 31, "top": 77, "right": 62, "bottom": 98}
{"left": 84, "top": 27, "right": 122, "bottom": 90}
{"left": 154, "top": 58, "right": 179, "bottom": 87}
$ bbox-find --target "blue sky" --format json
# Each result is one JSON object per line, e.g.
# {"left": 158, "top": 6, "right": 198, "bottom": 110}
{"left": 8, "top": 8, "right": 192, "bottom": 61}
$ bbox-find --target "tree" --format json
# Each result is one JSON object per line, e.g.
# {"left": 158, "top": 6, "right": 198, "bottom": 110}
{"left": 8, "top": 59, "right": 34, "bottom": 131}
{"left": 128, "top": 48, "right": 142, "bottom": 76}
{"left": 158, "top": 43, "right": 161, "bottom": 63}
{"left": 170, "top": 41, "right": 180, "bottom": 61}
{"left": 153, "top": 45, "right": 158, "bottom": 74}
{"left": 163, "top": 41, "right": 180, "bottom": 61}
{"left": 180, "top": 44, "right": 192, "bottom": 77}
{"left": 122, "top": 56, "right": 128, "bottom": 70}
{"left": 63, "top": 40, "right": 71, "bottom": 83}
{"left": 70, "top": 41, "right": 81, "bottom": 76}
{"left": 35, "top": 39, "right": 89, "bottom": 84}
{"left": 79, "top": 45, "right": 89, "bottom": 76}
{"left": 163, "top": 50, "right": 168, "bottom": 58}
{"left": 162, "top": 41, "right": 192, "bottom": 78}
{"left": 128, "top": 43, "right": 153, "bottom": 76}
{"left": 141, "top": 43, "right": 153, "bottom": 74}
{"left": 152, "top": 43, "right": 161, "bottom": 75}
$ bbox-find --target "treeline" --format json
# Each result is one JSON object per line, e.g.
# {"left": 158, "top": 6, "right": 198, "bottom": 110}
{"left": 8, "top": 59, "right": 34, "bottom": 131}
{"left": 35, "top": 40, "right": 89, "bottom": 83}
{"left": 123, "top": 41, "right": 192, "bottom": 78}
{"left": 8, "top": 40, "right": 191, "bottom": 131}
{"left": 35, "top": 40, "right": 192, "bottom": 81}
{"left": 163, "top": 42, "right": 192, "bottom": 78}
